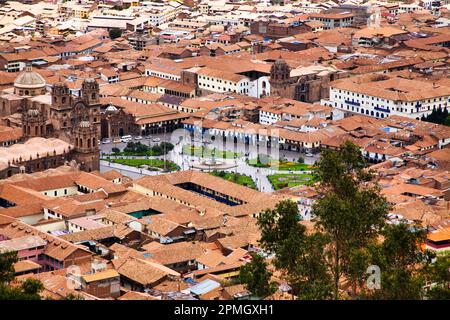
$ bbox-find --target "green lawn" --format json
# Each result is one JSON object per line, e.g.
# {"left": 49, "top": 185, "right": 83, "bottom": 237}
{"left": 277, "top": 162, "right": 312, "bottom": 171}
{"left": 110, "top": 150, "right": 167, "bottom": 157}
{"left": 106, "top": 158, "right": 179, "bottom": 172}
{"left": 267, "top": 173, "right": 314, "bottom": 190}
{"left": 182, "top": 145, "right": 241, "bottom": 159}
{"left": 210, "top": 171, "right": 257, "bottom": 189}
{"left": 248, "top": 158, "right": 312, "bottom": 171}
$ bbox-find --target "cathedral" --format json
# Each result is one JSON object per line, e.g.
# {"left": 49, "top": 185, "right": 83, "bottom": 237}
{"left": 269, "top": 58, "right": 346, "bottom": 103}
{"left": 0, "top": 65, "right": 100, "bottom": 175}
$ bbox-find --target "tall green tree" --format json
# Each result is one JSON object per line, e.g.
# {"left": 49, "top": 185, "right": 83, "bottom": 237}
{"left": 257, "top": 200, "right": 333, "bottom": 299}
{"left": 312, "top": 141, "right": 389, "bottom": 299}
{"left": 239, "top": 252, "right": 276, "bottom": 299}
{"left": 368, "top": 223, "right": 427, "bottom": 300}
{"left": 444, "top": 115, "right": 450, "bottom": 127}
{"left": 0, "top": 251, "right": 44, "bottom": 300}
{"left": 422, "top": 251, "right": 450, "bottom": 300}
{"left": 21, "top": 278, "right": 44, "bottom": 297}
{"left": 294, "top": 232, "right": 334, "bottom": 300}
{"left": 423, "top": 106, "right": 449, "bottom": 126}
{"left": 346, "top": 246, "right": 373, "bottom": 297}
{"left": 0, "top": 251, "right": 18, "bottom": 284}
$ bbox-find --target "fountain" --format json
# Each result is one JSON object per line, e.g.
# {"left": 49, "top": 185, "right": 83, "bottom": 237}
{"left": 202, "top": 152, "right": 223, "bottom": 166}
{"left": 191, "top": 149, "right": 237, "bottom": 170}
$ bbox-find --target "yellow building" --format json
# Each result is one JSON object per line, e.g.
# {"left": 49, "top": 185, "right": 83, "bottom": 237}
{"left": 73, "top": 7, "right": 90, "bottom": 19}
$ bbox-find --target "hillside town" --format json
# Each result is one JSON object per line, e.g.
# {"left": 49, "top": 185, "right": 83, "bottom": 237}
{"left": 0, "top": 0, "right": 448, "bottom": 302}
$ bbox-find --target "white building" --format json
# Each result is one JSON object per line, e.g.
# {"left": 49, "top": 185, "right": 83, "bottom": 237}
{"left": 323, "top": 75, "right": 450, "bottom": 120}
{"left": 196, "top": 67, "right": 270, "bottom": 98}
{"left": 308, "top": 12, "right": 354, "bottom": 29}
{"left": 142, "top": 1, "right": 181, "bottom": 27}
{"left": 259, "top": 107, "right": 283, "bottom": 125}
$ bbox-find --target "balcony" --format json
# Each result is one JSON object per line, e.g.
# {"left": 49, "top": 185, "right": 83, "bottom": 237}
{"left": 374, "top": 106, "right": 391, "bottom": 113}
{"left": 345, "top": 100, "right": 360, "bottom": 106}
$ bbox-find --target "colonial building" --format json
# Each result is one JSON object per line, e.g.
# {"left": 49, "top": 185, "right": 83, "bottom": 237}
{"left": 72, "top": 120, "right": 100, "bottom": 173}
{"left": 323, "top": 74, "right": 450, "bottom": 120}
{"left": 49, "top": 78, "right": 102, "bottom": 134}
{"left": 250, "top": 20, "right": 311, "bottom": 39}
{"left": 269, "top": 58, "right": 346, "bottom": 103}
{"left": 0, "top": 66, "right": 101, "bottom": 176}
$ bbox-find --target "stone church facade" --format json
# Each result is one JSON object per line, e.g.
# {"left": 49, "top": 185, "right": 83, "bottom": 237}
{"left": 269, "top": 58, "right": 346, "bottom": 103}
{"left": 0, "top": 66, "right": 100, "bottom": 174}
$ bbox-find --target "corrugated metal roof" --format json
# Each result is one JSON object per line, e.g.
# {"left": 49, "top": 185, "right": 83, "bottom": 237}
{"left": 82, "top": 269, "right": 120, "bottom": 283}
{"left": 189, "top": 279, "right": 221, "bottom": 296}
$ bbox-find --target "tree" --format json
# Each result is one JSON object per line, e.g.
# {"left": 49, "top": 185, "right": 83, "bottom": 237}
{"left": 109, "top": 28, "right": 122, "bottom": 40}
{"left": 151, "top": 144, "right": 163, "bottom": 155}
{"left": 297, "top": 156, "right": 304, "bottom": 164}
{"left": 123, "top": 142, "right": 148, "bottom": 154}
{"left": 422, "top": 251, "right": 450, "bottom": 300}
{"left": 257, "top": 200, "right": 333, "bottom": 299}
{"left": 61, "top": 293, "right": 85, "bottom": 300}
{"left": 423, "top": 106, "right": 449, "bottom": 125}
{"left": 111, "top": 147, "right": 120, "bottom": 154}
{"left": 0, "top": 252, "right": 44, "bottom": 300}
{"left": 239, "top": 252, "right": 276, "bottom": 298}
{"left": 346, "top": 246, "right": 373, "bottom": 297}
{"left": 160, "top": 142, "right": 174, "bottom": 152}
{"left": 256, "top": 154, "right": 270, "bottom": 167}
{"left": 294, "top": 232, "right": 334, "bottom": 300}
{"left": 0, "top": 251, "right": 18, "bottom": 285}
{"left": 0, "top": 284, "right": 40, "bottom": 300}
{"left": 444, "top": 115, "right": 450, "bottom": 127}
{"left": 312, "top": 141, "right": 389, "bottom": 299}
{"left": 20, "top": 278, "right": 44, "bottom": 298}
{"left": 367, "top": 223, "right": 426, "bottom": 300}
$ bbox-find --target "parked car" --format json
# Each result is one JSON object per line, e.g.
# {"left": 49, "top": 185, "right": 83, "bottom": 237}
{"left": 121, "top": 135, "right": 132, "bottom": 143}
{"left": 102, "top": 138, "right": 111, "bottom": 144}
{"left": 306, "top": 153, "right": 313, "bottom": 157}
{"left": 134, "top": 136, "right": 143, "bottom": 141}
{"left": 152, "top": 137, "right": 161, "bottom": 142}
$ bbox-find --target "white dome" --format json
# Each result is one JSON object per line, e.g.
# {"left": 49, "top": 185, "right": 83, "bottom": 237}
{"left": 14, "top": 65, "right": 46, "bottom": 90}
{"left": 106, "top": 104, "right": 118, "bottom": 112}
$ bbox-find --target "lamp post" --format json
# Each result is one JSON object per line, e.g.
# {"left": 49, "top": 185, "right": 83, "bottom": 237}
{"left": 158, "top": 123, "right": 167, "bottom": 171}
{"left": 209, "top": 148, "right": 216, "bottom": 173}
{"left": 163, "top": 126, "right": 167, "bottom": 171}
